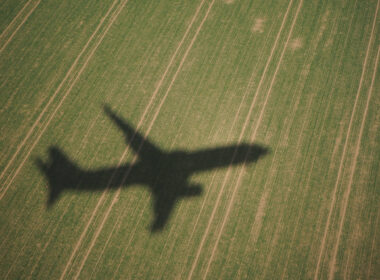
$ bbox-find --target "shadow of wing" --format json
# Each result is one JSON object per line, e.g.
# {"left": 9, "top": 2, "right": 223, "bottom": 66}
{"left": 184, "top": 144, "right": 269, "bottom": 173}
{"left": 104, "top": 105, "right": 162, "bottom": 159}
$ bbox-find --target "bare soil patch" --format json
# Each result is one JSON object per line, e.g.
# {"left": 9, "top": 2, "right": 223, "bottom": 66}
{"left": 289, "top": 37, "right": 303, "bottom": 51}
{"left": 252, "top": 18, "right": 266, "bottom": 33}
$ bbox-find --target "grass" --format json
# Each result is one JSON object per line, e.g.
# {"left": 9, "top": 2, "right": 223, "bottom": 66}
{"left": 0, "top": 0, "right": 379, "bottom": 279}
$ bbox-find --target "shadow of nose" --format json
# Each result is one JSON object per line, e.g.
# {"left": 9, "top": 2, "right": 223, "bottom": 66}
{"left": 250, "top": 145, "right": 270, "bottom": 160}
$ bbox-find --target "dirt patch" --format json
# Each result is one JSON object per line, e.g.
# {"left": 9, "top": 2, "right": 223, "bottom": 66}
{"left": 252, "top": 18, "right": 266, "bottom": 33}
{"left": 289, "top": 37, "right": 303, "bottom": 51}
{"left": 250, "top": 190, "right": 268, "bottom": 243}
{"left": 223, "top": 0, "right": 235, "bottom": 4}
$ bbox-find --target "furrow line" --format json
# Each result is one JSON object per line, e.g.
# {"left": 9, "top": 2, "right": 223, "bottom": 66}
{"left": 111, "top": 193, "right": 149, "bottom": 279}
{"left": 314, "top": 0, "right": 379, "bottom": 278}
{"left": 212, "top": 21, "right": 281, "bottom": 280}
{"left": 4, "top": 113, "right": 104, "bottom": 279}
{"left": 2, "top": 178, "right": 45, "bottom": 279}
{"left": 251, "top": 6, "right": 332, "bottom": 273}
{"left": 201, "top": 1, "right": 303, "bottom": 278}
{"left": 73, "top": 187, "right": 121, "bottom": 280}
{"left": 242, "top": 47, "right": 318, "bottom": 279}
{"left": 260, "top": 223, "right": 281, "bottom": 279}
{"left": 280, "top": 2, "right": 358, "bottom": 277}
{"left": 52, "top": 0, "right": 137, "bottom": 278}
{"left": 233, "top": 72, "right": 311, "bottom": 278}
{"left": 182, "top": 22, "right": 278, "bottom": 273}
{"left": 328, "top": 44, "right": 380, "bottom": 280}
{"left": 88, "top": 37, "right": 171, "bottom": 277}
{"left": 143, "top": 0, "right": 216, "bottom": 138}
{"left": 87, "top": 60, "right": 163, "bottom": 279}
{"left": 27, "top": 113, "right": 108, "bottom": 279}
{"left": 0, "top": 0, "right": 40, "bottom": 53}
{"left": 0, "top": 111, "right": 101, "bottom": 264}
{"left": 1, "top": 0, "right": 129, "bottom": 199}
{"left": 0, "top": 0, "right": 33, "bottom": 41}
{"left": 187, "top": 0, "right": 297, "bottom": 278}
{"left": 61, "top": 0, "right": 214, "bottom": 277}
{"left": 0, "top": 0, "right": 121, "bottom": 193}
{"left": 153, "top": 87, "right": 219, "bottom": 275}
{"left": 367, "top": 206, "right": 380, "bottom": 280}
{"left": 58, "top": 121, "right": 128, "bottom": 280}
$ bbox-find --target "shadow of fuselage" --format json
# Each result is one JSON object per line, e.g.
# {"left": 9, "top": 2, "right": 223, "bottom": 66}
{"left": 36, "top": 105, "right": 269, "bottom": 232}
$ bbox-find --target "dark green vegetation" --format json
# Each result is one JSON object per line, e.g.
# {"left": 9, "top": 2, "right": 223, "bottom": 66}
{"left": 1, "top": 0, "right": 379, "bottom": 279}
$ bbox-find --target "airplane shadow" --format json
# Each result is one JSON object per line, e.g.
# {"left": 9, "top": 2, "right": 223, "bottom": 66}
{"left": 36, "top": 105, "right": 269, "bottom": 232}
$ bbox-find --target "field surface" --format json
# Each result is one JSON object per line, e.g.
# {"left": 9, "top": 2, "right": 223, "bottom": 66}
{"left": 1, "top": 0, "right": 379, "bottom": 279}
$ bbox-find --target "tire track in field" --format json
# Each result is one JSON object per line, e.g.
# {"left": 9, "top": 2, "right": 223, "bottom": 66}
{"left": 37, "top": 24, "right": 159, "bottom": 278}
{"left": 314, "top": 1, "right": 379, "bottom": 278}
{"left": 60, "top": 0, "right": 214, "bottom": 278}
{"left": 235, "top": 188, "right": 268, "bottom": 279}
{"left": 329, "top": 44, "right": 380, "bottom": 280}
{"left": 187, "top": 0, "right": 300, "bottom": 278}
{"left": 56, "top": 37, "right": 158, "bottom": 276}
{"left": 1, "top": 111, "right": 109, "bottom": 279}
{"left": 81, "top": 48, "right": 162, "bottom": 279}
{"left": 367, "top": 207, "right": 380, "bottom": 279}
{"left": 2, "top": 177, "right": 45, "bottom": 280}
{"left": 202, "top": 1, "right": 303, "bottom": 277}
{"left": 79, "top": 30, "right": 201, "bottom": 277}
{"left": 166, "top": 26, "right": 269, "bottom": 272}
{"left": 91, "top": 55, "right": 170, "bottom": 278}
{"left": 110, "top": 192, "right": 149, "bottom": 279}
{"left": 153, "top": 91, "right": 221, "bottom": 277}
{"left": 0, "top": 110, "right": 101, "bottom": 254}
{"left": 74, "top": 0, "right": 217, "bottom": 276}
{"left": 0, "top": 0, "right": 132, "bottom": 201}
{"left": 0, "top": 0, "right": 122, "bottom": 198}
{"left": 280, "top": 3, "right": 358, "bottom": 277}
{"left": 231, "top": 34, "right": 309, "bottom": 277}
{"left": 153, "top": 85, "right": 234, "bottom": 277}
{"left": 26, "top": 113, "right": 110, "bottom": 279}
{"left": 2, "top": 0, "right": 126, "bottom": 272}
{"left": 138, "top": 117, "right": 215, "bottom": 279}
{"left": 235, "top": 7, "right": 333, "bottom": 278}
{"left": 0, "top": 0, "right": 34, "bottom": 42}
{"left": 180, "top": 18, "right": 279, "bottom": 279}
{"left": 0, "top": 0, "right": 40, "bottom": 53}
{"left": 237, "top": 53, "right": 315, "bottom": 280}
{"left": 257, "top": 55, "right": 323, "bottom": 280}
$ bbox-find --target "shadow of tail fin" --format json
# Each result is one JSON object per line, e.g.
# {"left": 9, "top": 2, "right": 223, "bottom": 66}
{"left": 35, "top": 147, "right": 79, "bottom": 207}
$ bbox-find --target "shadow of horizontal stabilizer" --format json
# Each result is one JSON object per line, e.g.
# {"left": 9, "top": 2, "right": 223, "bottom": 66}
{"left": 36, "top": 105, "right": 269, "bottom": 232}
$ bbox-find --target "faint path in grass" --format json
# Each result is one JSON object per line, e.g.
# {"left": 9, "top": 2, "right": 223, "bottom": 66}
{"left": 187, "top": 0, "right": 301, "bottom": 278}
{"left": 201, "top": 1, "right": 304, "bottom": 278}
{"left": 26, "top": 114, "right": 107, "bottom": 279}
{"left": 0, "top": 0, "right": 40, "bottom": 53}
{"left": 61, "top": 0, "right": 216, "bottom": 278}
{"left": 314, "top": 0, "right": 380, "bottom": 278}
{"left": 181, "top": 15, "right": 279, "bottom": 279}
{"left": 329, "top": 44, "right": 380, "bottom": 280}
{"left": 0, "top": 0, "right": 33, "bottom": 41}
{"left": 242, "top": 15, "right": 330, "bottom": 274}
{"left": 279, "top": 3, "right": 358, "bottom": 277}
{"left": 367, "top": 206, "right": 380, "bottom": 279}
{"left": 0, "top": 0, "right": 122, "bottom": 200}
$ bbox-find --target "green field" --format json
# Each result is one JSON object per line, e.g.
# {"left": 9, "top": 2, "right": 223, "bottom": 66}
{"left": 1, "top": 0, "right": 379, "bottom": 279}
